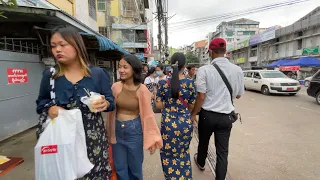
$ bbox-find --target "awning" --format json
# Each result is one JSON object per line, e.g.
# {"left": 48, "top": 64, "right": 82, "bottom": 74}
{"left": 282, "top": 57, "right": 320, "bottom": 67}
{"left": 81, "top": 33, "right": 129, "bottom": 55}
{"left": 0, "top": 5, "right": 129, "bottom": 57}
{"left": 264, "top": 59, "right": 294, "bottom": 68}
{"left": 0, "top": 5, "right": 99, "bottom": 35}
{"left": 135, "top": 53, "right": 145, "bottom": 61}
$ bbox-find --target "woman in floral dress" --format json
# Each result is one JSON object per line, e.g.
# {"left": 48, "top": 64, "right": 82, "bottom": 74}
{"left": 36, "top": 26, "right": 114, "bottom": 180}
{"left": 156, "top": 53, "right": 197, "bottom": 180}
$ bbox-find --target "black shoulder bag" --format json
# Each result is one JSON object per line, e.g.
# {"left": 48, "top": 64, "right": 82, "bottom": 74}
{"left": 212, "top": 63, "right": 242, "bottom": 124}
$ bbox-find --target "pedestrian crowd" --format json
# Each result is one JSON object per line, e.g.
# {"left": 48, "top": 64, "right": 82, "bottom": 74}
{"left": 36, "top": 26, "right": 244, "bottom": 180}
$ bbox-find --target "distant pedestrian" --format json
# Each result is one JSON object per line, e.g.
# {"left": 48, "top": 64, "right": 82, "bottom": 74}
{"left": 191, "top": 38, "right": 244, "bottom": 180}
{"left": 155, "top": 64, "right": 168, "bottom": 84}
{"left": 141, "top": 64, "right": 149, "bottom": 82}
{"left": 156, "top": 52, "right": 197, "bottom": 180}
{"left": 144, "top": 67, "right": 158, "bottom": 100}
{"left": 186, "top": 64, "right": 196, "bottom": 80}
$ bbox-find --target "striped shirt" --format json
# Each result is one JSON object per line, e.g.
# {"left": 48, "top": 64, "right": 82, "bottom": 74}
{"left": 196, "top": 57, "right": 244, "bottom": 114}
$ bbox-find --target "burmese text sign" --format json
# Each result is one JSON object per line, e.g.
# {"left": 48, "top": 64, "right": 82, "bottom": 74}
{"left": 7, "top": 68, "right": 28, "bottom": 84}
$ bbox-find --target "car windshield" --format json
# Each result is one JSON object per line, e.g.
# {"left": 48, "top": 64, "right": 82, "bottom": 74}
{"left": 260, "top": 71, "right": 287, "bottom": 78}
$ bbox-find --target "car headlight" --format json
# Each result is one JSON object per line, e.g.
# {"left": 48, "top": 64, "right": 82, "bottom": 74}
{"left": 270, "top": 83, "right": 280, "bottom": 86}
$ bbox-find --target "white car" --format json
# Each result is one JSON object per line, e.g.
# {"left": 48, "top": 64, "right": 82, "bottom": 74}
{"left": 244, "top": 70, "right": 301, "bottom": 96}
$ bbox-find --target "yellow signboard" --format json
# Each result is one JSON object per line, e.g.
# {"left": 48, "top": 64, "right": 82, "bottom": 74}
{"left": 236, "top": 58, "right": 245, "bottom": 63}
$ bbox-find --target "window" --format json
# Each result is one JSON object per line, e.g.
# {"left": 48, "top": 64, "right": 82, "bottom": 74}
{"left": 250, "top": 49, "right": 257, "bottom": 57}
{"left": 97, "top": 0, "right": 107, "bottom": 11}
{"left": 88, "top": 0, "right": 97, "bottom": 20}
{"left": 253, "top": 72, "right": 261, "bottom": 79}
{"left": 99, "top": 27, "right": 108, "bottom": 37}
{"left": 297, "top": 39, "right": 302, "bottom": 50}
{"left": 246, "top": 72, "right": 253, "bottom": 78}
{"left": 313, "top": 70, "right": 320, "bottom": 80}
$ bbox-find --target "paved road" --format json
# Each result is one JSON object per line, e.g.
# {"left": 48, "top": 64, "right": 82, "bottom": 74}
{"left": 217, "top": 87, "right": 320, "bottom": 180}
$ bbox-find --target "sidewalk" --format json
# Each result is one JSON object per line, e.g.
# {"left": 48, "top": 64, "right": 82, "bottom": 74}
{"left": 0, "top": 114, "right": 214, "bottom": 180}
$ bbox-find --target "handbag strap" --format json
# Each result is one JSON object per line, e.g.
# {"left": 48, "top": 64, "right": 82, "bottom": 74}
{"left": 165, "top": 79, "right": 188, "bottom": 108}
{"left": 49, "top": 67, "right": 56, "bottom": 103}
{"left": 212, "top": 63, "right": 234, "bottom": 105}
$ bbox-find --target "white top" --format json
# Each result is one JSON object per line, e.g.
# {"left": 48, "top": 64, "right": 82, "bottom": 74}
{"left": 144, "top": 76, "right": 156, "bottom": 93}
{"left": 196, "top": 57, "right": 244, "bottom": 114}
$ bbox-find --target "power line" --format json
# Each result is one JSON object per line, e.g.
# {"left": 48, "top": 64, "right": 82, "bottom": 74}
{"left": 169, "top": 0, "right": 309, "bottom": 26}
{"left": 169, "top": 0, "right": 311, "bottom": 32}
{"left": 169, "top": 0, "right": 310, "bottom": 31}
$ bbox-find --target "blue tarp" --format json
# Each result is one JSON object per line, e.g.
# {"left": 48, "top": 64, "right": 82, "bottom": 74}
{"left": 135, "top": 53, "right": 145, "bottom": 61}
{"left": 282, "top": 57, "right": 320, "bottom": 67}
{"left": 264, "top": 59, "right": 294, "bottom": 67}
{"left": 80, "top": 33, "right": 129, "bottom": 55}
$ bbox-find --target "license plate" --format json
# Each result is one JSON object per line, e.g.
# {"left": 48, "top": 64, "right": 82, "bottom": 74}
{"left": 287, "top": 88, "right": 294, "bottom": 91}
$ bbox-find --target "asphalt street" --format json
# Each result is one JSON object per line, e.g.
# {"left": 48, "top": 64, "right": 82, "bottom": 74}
{"left": 220, "top": 87, "right": 320, "bottom": 180}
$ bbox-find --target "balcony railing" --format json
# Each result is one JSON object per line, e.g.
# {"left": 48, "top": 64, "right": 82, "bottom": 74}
{"left": 0, "top": 37, "right": 43, "bottom": 55}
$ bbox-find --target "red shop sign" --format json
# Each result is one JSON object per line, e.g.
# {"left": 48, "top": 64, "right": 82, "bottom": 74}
{"left": 279, "top": 66, "right": 300, "bottom": 71}
{"left": 7, "top": 68, "right": 29, "bottom": 84}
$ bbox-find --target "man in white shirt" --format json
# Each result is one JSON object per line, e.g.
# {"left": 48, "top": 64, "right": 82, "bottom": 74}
{"left": 191, "top": 38, "right": 244, "bottom": 180}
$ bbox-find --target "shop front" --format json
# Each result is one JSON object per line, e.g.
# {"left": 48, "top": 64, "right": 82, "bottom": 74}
{"left": 0, "top": 5, "right": 127, "bottom": 141}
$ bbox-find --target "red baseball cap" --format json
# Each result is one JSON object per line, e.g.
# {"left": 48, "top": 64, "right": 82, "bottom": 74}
{"left": 208, "top": 38, "right": 227, "bottom": 51}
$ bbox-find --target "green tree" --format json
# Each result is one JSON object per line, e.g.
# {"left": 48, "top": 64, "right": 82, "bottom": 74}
{"left": 0, "top": 0, "right": 17, "bottom": 18}
{"left": 185, "top": 52, "right": 199, "bottom": 64}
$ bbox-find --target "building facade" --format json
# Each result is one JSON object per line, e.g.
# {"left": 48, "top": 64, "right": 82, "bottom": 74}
{"left": 97, "top": 0, "right": 151, "bottom": 60}
{"left": 193, "top": 40, "right": 207, "bottom": 64}
{"left": 229, "top": 7, "right": 320, "bottom": 69}
{"left": 213, "top": 18, "right": 260, "bottom": 48}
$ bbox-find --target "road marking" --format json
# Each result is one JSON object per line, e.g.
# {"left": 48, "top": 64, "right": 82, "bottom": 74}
{"left": 296, "top": 105, "right": 320, "bottom": 114}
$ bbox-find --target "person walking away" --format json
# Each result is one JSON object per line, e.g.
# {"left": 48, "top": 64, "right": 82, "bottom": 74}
{"left": 156, "top": 53, "right": 197, "bottom": 180}
{"left": 107, "top": 54, "right": 162, "bottom": 180}
{"left": 36, "top": 26, "right": 115, "bottom": 179}
{"left": 191, "top": 38, "right": 244, "bottom": 180}
{"left": 155, "top": 64, "right": 168, "bottom": 84}
{"left": 186, "top": 64, "right": 196, "bottom": 80}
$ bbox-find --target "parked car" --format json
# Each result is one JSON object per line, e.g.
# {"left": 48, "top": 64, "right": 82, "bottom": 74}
{"left": 307, "top": 70, "right": 320, "bottom": 105}
{"left": 244, "top": 70, "right": 301, "bottom": 96}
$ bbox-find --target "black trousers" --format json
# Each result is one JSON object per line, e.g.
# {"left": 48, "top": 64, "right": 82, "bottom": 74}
{"left": 197, "top": 109, "right": 233, "bottom": 180}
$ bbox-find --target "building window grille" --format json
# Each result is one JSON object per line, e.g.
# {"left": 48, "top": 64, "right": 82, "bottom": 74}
{"left": 99, "top": 27, "right": 108, "bottom": 37}
{"left": 97, "top": 0, "right": 107, "bottom": 11}
{"left": 88, "top": 0, "right": 97, "bottom": 20}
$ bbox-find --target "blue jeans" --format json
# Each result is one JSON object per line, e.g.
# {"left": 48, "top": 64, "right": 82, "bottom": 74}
{"left": 112, "top": 116, "right": 144, "bottom": 180}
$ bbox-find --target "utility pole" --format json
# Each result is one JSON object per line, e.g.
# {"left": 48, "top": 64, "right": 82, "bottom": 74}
{"left": 156, "top": 0, "right": 162, "bottom": 61}
{"left": 164, "top": 13, "right": 168, "bottom": 58}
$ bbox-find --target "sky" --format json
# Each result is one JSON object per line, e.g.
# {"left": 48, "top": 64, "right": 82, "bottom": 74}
{"left": 152, "top": 0, "right": 320, "bottom": 48}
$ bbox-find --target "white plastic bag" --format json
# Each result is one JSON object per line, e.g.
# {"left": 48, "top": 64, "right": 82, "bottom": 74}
{"left": 35, "top": 109, "right": 94, "bottom": 180}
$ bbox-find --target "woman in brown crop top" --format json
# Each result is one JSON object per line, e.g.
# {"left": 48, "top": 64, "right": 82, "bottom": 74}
{"left": 111, "top": 54, "right": 155, "bottom": 180}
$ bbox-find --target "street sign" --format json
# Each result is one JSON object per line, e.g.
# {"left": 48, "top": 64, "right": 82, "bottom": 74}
{"left": 279, "top": 66, "right": 300, "bottom": 71}
{"left": 6, "top": 68, "right": 28, "bottom": 84}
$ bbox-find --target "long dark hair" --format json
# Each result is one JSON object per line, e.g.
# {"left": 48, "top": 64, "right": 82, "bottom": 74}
{"left": 170, "top": 52, "right": 186, "bottom": 98}
{"left": 51, "top": 26, "right": 90, "bottom": 78}
{"left": 122, "top": 54, "right": 142, "bottom": 85}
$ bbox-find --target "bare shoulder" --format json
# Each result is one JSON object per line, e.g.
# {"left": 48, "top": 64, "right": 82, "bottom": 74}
{"left": 112, "top": 81, "right": 122, "bottom": 88}
{"left": 138, "top": 84, "right": 148, "bottom": 92}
